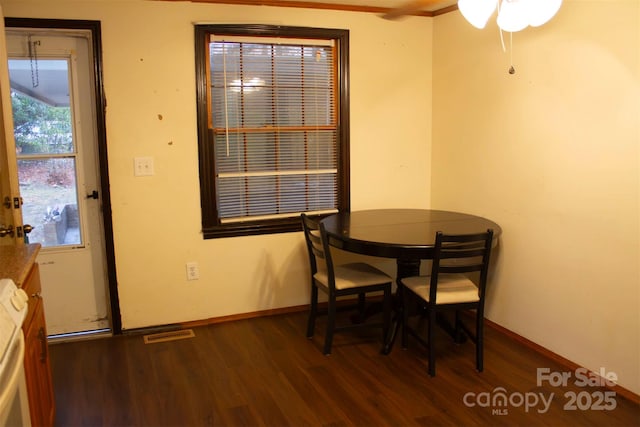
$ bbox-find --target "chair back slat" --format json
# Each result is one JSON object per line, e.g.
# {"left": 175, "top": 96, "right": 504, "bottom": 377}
{"left": 439, "top": 247, "right": 486, "bottom": 259}
{"left": 308, "top": 231, "right": 325, "bottom": 261}
{"left": 438, "top": 264, "right": 485, "bottom": 274}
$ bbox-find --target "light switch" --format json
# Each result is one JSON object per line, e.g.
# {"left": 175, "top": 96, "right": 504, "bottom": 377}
{"left": 186, "top": 262, "right": 200, "bottom": 280}
{"left": 134, "top": 157, "right": 154, "bottom": 176}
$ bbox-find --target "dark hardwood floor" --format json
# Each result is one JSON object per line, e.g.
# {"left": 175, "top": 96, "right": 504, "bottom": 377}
{"left": 49, "top": 310, "right": 639, "bottom": 426}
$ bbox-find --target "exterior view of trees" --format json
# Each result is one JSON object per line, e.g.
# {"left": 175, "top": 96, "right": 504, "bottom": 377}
{"left": 11, "top": 90, "right": 72, "bottom": 155}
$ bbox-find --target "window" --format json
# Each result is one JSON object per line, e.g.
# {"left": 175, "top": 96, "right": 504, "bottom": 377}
{"left": 195, "top": 25, "right": 350, "bottom": 239}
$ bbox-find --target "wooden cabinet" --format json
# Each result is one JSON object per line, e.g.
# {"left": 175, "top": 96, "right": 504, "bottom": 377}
{"left": 1, "top": 244, "right": 55, "bottom": 426}
{"left": 21, "top": 262, "right": 55, "bottom": 427}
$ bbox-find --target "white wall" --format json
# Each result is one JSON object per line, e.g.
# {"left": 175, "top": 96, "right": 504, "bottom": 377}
{"left": 432, "top": 0, "right": 639, "bottom": 394}
{"left": 0, "top": 0, "right": 432, "bottom": 326}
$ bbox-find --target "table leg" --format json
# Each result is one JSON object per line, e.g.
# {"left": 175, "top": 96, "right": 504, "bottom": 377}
{"left": 382, "top": 258, "right": 421, "bottom": 354}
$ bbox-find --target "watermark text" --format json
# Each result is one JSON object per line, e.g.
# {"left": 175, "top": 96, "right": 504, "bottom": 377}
{"left": 462, "top": 367, "right": 618, "bottom": 415}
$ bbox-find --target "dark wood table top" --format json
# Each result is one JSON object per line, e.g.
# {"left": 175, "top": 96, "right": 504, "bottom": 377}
{"left": 321, "top": 209, "right": 501, "bottom": 260}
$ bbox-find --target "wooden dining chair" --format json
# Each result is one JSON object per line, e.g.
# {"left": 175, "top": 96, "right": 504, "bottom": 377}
{"left": 301, "top": 214, "right": 393, "bottom": 355}
{"left": 399, "top": 229, "right": 494, "bottom": 376}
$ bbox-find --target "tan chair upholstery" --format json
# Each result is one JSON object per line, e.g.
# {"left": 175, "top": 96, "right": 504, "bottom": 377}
{"left": 401, "top": 274, "right": 480, "bottom": 304}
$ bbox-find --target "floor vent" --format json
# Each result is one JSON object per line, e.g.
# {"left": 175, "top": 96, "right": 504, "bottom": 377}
{"left": 143, "top": 329, "right": 195, "bottom": 344}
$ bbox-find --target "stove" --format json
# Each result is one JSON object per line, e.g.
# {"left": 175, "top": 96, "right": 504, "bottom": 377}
{"left": 0, "top": 278, "right": 31, "bottom": 426}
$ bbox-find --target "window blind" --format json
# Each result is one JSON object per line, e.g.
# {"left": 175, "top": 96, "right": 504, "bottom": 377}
{"left": 209, "top": 37, "right": 338, "bottom": 223}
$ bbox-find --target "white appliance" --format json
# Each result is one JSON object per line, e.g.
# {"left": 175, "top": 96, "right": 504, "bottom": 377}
{"left": 0, "top": 278, "right": 31, "bottom": 427}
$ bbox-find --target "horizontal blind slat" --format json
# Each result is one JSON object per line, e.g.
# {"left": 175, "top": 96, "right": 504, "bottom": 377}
{"left": 219, "top": 169, "right": 337, "bottom": 178}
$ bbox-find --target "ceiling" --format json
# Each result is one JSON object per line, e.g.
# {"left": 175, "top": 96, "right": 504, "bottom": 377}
{"left": 174, "top": 0, "right": 459, "bottom": 17}
{"left": 292, "top": 0, "right": 458, "bottom": 13}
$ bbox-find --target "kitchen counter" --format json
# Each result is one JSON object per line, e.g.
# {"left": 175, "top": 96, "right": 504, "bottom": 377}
{"left": 0, "top": 243, "right": 41, "bottom": 286}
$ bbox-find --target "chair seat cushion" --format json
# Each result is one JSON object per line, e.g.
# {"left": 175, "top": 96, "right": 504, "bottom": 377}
{"left": 401, "top": 274, "right": 479, "bottom": 304}
{"left": 314, "top": 262, "right": 391, "bottom": 290}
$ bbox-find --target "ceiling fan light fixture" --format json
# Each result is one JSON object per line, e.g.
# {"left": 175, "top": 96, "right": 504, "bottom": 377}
{"left": 458, "top": 0, "right": 563, "bottom": 32}
{"left": 497, "top": 0, "right": 530, "bottom": 32}
{"left": 458, "top": 0, "right": 498, "bottom": 29}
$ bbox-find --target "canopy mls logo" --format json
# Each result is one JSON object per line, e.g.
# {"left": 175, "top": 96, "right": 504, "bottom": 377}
{"left": 462, "top": 387, "right": 553, "bottom": 415}
{"left": 463, "top": 367, "right": 619, "bottom": 415}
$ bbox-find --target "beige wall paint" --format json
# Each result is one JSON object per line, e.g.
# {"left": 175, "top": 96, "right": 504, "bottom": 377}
{"left": 433, "top": 0, "right": 639, "bottom": 394}
{"left": 0, "top": 1, "right": 432, "bottom": 326}
{"left": 4, "top": 0, "right": 637, "bottom": 397}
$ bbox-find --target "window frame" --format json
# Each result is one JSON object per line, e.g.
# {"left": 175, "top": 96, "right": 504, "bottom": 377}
{"left": 195, "top": 24, "right": 350, "bottom": 239}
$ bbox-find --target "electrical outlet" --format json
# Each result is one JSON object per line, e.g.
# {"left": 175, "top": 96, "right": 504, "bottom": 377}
{"left": 186, "top": 262, "right": 199, "bottom": 281}
{"left": 134, "top": 156, "right": 154, "bottom": 176}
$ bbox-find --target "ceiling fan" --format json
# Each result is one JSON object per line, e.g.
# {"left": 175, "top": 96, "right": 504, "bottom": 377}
{"left": 383, "top": 0, "right": 563, "bottom": 33}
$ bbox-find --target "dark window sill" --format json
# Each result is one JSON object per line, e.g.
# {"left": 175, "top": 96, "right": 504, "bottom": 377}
{"left": 202, "top": 218, "right": 303, "bottom": 239}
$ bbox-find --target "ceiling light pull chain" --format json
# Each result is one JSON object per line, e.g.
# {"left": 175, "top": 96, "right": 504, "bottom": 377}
{"left": 495, "top": 0, "right": 514, "bottom": 75}
{"left": 499, "top": 29, "right": 516, "bottom": 74}
{"left": 508, "top": 32, "right": 516, "bottom": 74}
{"left": 27, "top": 35, "right": 41, "bottom": 88}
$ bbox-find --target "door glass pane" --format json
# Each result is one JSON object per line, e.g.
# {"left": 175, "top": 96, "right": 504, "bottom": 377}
{"left": 9, "top": 59, "right": 72, "bottom": 155}
{"left": 9, "top": 58, "right": 81, "bottom": 248}
{"left": 17, "top": 158, "right": 80, "bottom": 247}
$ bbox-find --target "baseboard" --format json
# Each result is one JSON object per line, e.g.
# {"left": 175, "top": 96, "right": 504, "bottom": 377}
{"left": 179, "top": 304, "right": 309, "bottom": 328}
{"left": 121, "top": 299, "right": 359, "bottom": 336}
{"left": 485, "top": 318, "right": 640, "bottom": 405}
{"left": 178, "top": 298, "right": 369, "bottom": 329}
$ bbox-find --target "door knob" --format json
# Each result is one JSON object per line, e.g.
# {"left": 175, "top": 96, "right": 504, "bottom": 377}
{"left": 0, "top": 225, "right": 14, "bottom": 238}
{"left": 23, "top": 224, "right": 34, "bottom": 234}
{"left": 87, "top": 190, "right": 99, "bottom": 199}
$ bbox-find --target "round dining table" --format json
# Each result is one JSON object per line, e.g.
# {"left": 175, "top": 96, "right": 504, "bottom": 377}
{"left": 321, "top": 208, "right": 502, "bottom": 278}
{"left": 321, "top": 209, "right": 502, "bottom": 353}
